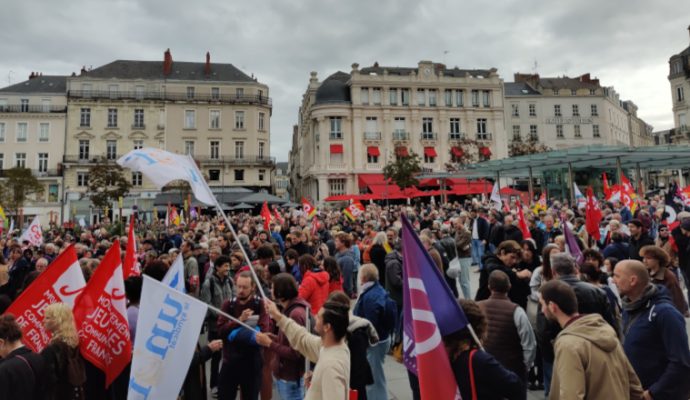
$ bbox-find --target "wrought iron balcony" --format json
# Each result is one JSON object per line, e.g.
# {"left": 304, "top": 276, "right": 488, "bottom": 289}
{"left": 68, "top": 90, "right": 272, "bottom": 107}
{"left": 194, "top": 155, "right": 276, "bottom": 166}
{"left": 63, "top": 155, "right": 122, "bottom": 164}
{"left": 420, "top": 132, "right": 438, "bottom": 140}
{"left": 448, "top": 132, "right": 466, "bottom": 141}
{"left": 363, "top": 131, "right": 382, "bottom": 140}
{"left": 475, "top": 133, "right": 493, "bottom": 141}
{"left": 392, "top": 131, "right": 409, "bottom": 141}
{"left": 0, "top": 169, "right": 62, "bottom": 177}
{"left": 0, "top": 105, "right": 66, "bottom": 113}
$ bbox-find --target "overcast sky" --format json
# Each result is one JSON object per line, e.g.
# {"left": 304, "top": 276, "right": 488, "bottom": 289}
{"left": 1, "top": 0, "right": 687, "bottom": 161}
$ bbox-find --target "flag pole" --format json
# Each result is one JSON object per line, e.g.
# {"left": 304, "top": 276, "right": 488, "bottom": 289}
{"left": 206, "top": 303, "right": 257, "bottom": 332}
{"left": 186, "top": 155, "right": 267, "bottom": 299}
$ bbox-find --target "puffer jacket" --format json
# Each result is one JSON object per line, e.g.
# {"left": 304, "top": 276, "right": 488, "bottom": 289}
{"left": 550, "top": 314, "right": 643, "bottom": 400}
{"left": 298, "top": 268, "right": 330, "bottom": 314}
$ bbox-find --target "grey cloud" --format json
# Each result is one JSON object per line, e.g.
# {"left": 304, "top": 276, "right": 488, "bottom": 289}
{"left": 0, "top": 0, "right": 686, "bottom": 161}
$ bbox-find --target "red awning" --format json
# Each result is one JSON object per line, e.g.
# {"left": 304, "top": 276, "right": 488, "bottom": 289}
{"left": 424, "top": 147, "right": 437, "bottom": 157}
{"left": 451, "top": 147, "right": 464, "bottom": 157}
{"left": 330, "top": 144, "right": 343, "bottom": 154}
{"left": 480, "top": 146, "right": 491, "bottom": 157}
{"left": 367, "top": 146, "right": 380, "bottom": 157}
{"left": 395, "top": 146, "right": 409, "bottom": 157}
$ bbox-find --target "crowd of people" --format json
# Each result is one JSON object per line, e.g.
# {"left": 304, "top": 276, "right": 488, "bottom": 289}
{"left": 0, "top": 194, "right": 690, "bottom": 399}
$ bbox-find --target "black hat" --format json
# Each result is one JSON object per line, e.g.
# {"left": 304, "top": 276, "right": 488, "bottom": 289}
{"left": 627, "top": 219, "right": 643, "bottom": 228}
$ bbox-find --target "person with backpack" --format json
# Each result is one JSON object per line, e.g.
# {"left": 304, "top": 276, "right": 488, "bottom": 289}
{"left": 354, "top": 264, "right": 397, "bottom": 400}
{"left": 255, "top": 273, "right": 310, "bottom": 400}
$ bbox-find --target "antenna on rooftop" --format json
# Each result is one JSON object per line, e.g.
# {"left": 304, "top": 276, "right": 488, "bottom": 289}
{"left": 7, "top": 70, "right": 14, "bottom": 85}
{"left": 443, "top": 50, "right": 449, "bottom": 65}
{"left": 532, "top": 60, "right": 538, "bottom": 73}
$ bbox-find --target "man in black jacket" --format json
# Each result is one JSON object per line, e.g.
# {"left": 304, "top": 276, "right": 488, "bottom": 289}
{"left": 551, "top": 253, "right": 618, "bottom": 335}
{"left": 627, "top": 219, "right": 654, "bottom": 261}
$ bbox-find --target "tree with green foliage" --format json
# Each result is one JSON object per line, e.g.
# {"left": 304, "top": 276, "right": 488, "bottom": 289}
{"left": 88, "top": 162, "right": 131, "bottom": 211}
{"left": 0, "top": 167, "right": 45, "bottom": 217}
{"left": 383, "top": 151, "right": 422, "bottom": 189}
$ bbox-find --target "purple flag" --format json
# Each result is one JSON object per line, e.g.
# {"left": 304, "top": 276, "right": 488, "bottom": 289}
{"left": 401, "top": 215, "right": 468, "bottom": 376}
{"left": 560, "top": 215, "right": 584, "bottom": 265}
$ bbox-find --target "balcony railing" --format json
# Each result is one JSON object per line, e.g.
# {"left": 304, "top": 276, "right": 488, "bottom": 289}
{"left": 392, "top": 131, "right": 409, "bottom": 141}
{"left": 132, "top": 124, "right": 146, "bottom": 130}
{"left": 420, "top": 132, "right": 438, "bottom": 140}
{"left": 0, "top": 169, "right": 62, "bottom": 177}
{"left": 68, "top": 90, "right": 272, "bottom": 107}
{"left": 194, "top": 155, "right": 276, "bottom": 166}
{"left": 0, "top": 105, "right": 66, "bottom": 113}
{"left": 63, "top": 155, "right": 122, "bottom": 163}
{"left": 475, "top": 133, "right": 493, "bottom": 141}
{"left": 363, "top": 131, "right": 382, "bottom": 140}
{"left": 449, "top": 132, "right": 466, "bottom": 140}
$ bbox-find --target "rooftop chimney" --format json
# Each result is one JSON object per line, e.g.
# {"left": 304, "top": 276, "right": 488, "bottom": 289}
{"left": 204, "top": 51, "right": 211, "bottom": 76}
{"left": 163, "top": 48, "right": 173, "bottom": 76}
{"left": 29, "top": 72, "right": 35, "bottom": 79}
{"left": 688, "top": 25, "right": 690, "bottom": 42}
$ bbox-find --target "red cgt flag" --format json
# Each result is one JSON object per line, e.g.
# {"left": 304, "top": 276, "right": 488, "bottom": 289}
{"left": 260, "top": 201, "right": 273, "bottom": 231}
{"left": 585, "top": 187, "right": 603, "bottom": 241}
{"left": 4, "top": 245, "right": 85, "bottom": 352}
{"left": 602, "top": 173, "right": 611, "bottom": 199}
{"left": 73, "top": 240, "right": 132, "bottom": 388}
{"left": 516, "top": 200, "right": 532, "bottom": 239}
{"left": 123, "top": 215, "right": 140, "bottom": 279}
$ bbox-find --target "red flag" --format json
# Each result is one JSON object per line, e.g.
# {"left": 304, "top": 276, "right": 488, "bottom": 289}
{"left": 602, "top": 173, "right": 611, "bottom": 198}
{"left": 123, "top": 215, "right": 140, "bottom": 279}
{"left": 516, "top": 200, "right": 532, "bottom": 239}
{"left": 73, "top": 240, "right": 132, "bottom": 387}
{"left": 343, "top": 201, "right": 365, "bottom": 221}
{"left": 260, "top": 201, "right": 273, "bottom": 231}
{"left": 4, "top": 245, "right": 85, "bottom": 352}
{"left": 301, "top": 197, "right": 317, "bottom": 219}
{"left": 273, "top": 207, "right": 285, "bottom": 225}
{"left": 621, "top": 173, "right": 634, "bottom": 194}
{"left": 585, "top": 187, "right": 603, "bottom": 241}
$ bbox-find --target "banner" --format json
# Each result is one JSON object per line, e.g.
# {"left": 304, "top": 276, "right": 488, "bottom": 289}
{"left": 19, "top": 216, "right": 43, "bottom": 246}
{"left": 301, "top": 197, "right": 317, "bottom": 219}
{"left": 4, "top": 245, "right": 85, "bottom": 352}
{"left": 401, "top": 215, "right": 466, "bottom": 399}
{"left": 73, "top": 240, "right": 132, "bottom": 387}
{"left": 128, "top": 276, "right": 207, "bottom": 399}
{"left": 573, "top": 183, "right": 586, "bottom": 209}
{"left": 162, "top": 254, "right": 186, "bottom": 293}
{"left": 117, "top": 148, "right": 216, "bottom": 206}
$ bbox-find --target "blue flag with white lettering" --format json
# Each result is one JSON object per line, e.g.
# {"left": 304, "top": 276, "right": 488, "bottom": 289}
{"left": 128, "top": 276, "right": 207, "bottom": 399}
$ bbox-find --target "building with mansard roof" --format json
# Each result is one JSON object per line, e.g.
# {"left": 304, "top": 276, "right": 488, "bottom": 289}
{"left": 289, "top": 60, "right": 506, "bottom": 203}
{"left": 62, "top": 50, "right": 274, "bottom": 223}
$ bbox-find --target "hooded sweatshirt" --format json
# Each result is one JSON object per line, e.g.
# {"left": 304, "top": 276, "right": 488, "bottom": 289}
{"left": 298, "top": 268, "right": 330, "bottom": 314}
{"left": 622, "top": 284, "right": 690, "bottom": 400}
{"left": 550, "top": 313, "right": 643, "bottom": 400}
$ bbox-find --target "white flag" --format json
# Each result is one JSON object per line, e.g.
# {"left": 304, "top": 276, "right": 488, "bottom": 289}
{"left": 162, "top": 254, "right": 186, "bottom": 293}
{"left": 573, "top": 183, "right": 587, "bottom": 209}
{"left": 117, "top": 148, "right": 216, "bottom": 206}
{"left": 20, "top": 216, "right": 43, "bottom": 246}
{"left": 128, "top": 276, "right": 207, "bottom": 400}
{"left": 490, "top": 183, "right": 502, "bottom": 210}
